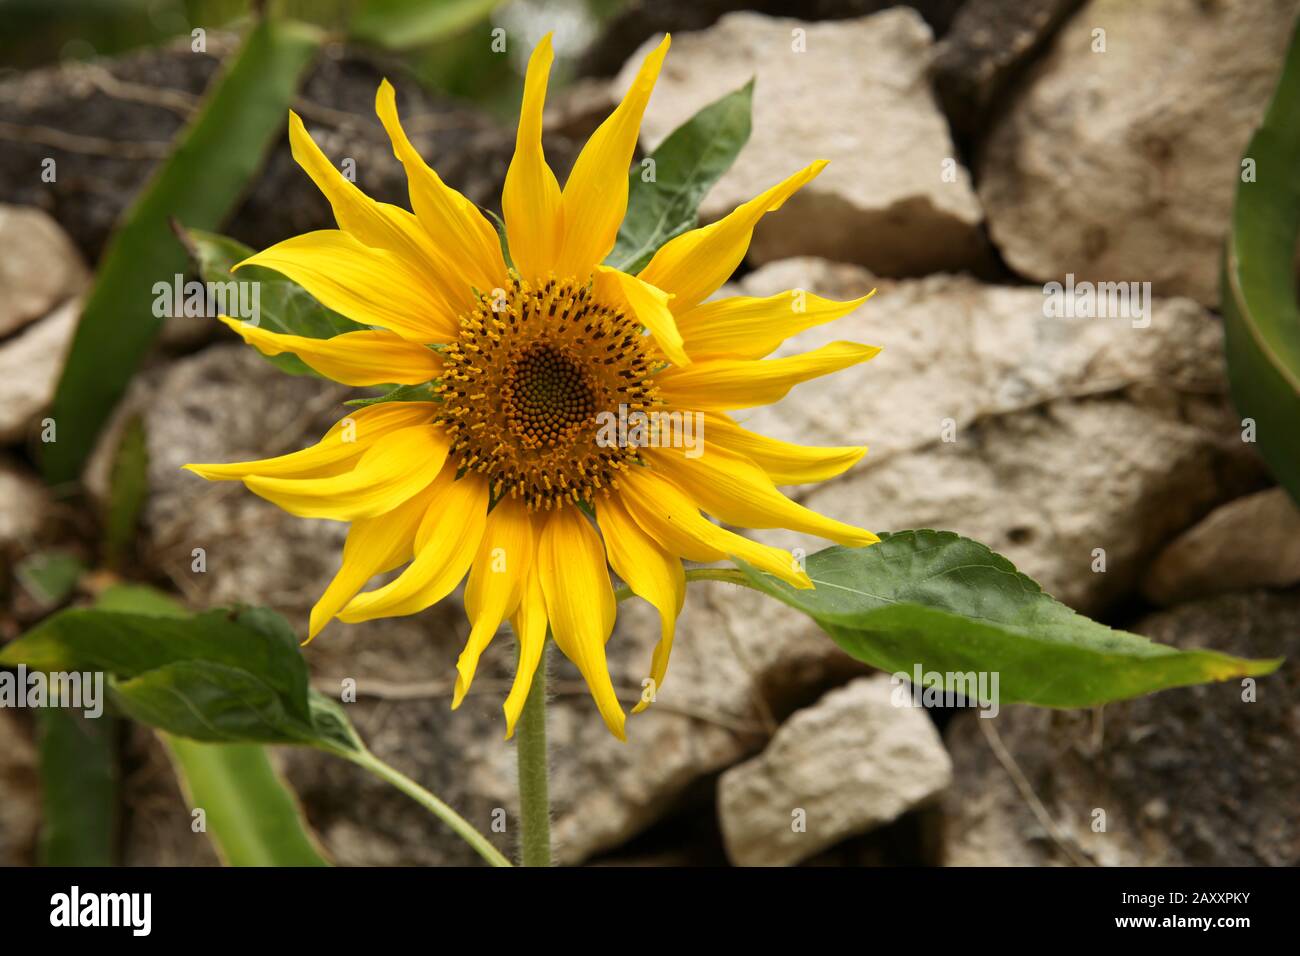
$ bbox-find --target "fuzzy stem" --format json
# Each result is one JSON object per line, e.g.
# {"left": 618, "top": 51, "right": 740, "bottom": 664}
{"left": 515, "top": 642, "right": 552, "bottom": 867}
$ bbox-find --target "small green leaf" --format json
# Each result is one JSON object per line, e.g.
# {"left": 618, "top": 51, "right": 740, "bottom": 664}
{"left": 737, "top": 531, "right": 1281, "bottom": 708}
{"left": 36, "top": 708, "right": 116, "bottom": 866}
{"left": 350, "top": 0, "right": 504, "bottom": 50}
{"left": 184, "top": 229, "right": 367, "bottom": 377}
{"left": 103, "top": 415, "right": 149, "bottom": 570}
{"left": 1223, "top": 16, "right": 1300, "bottom": 506}
{"left": 15, "top": 551, "right": 85, "bottom": 608}
{"left": 607, "top": 79, "right": 754, "bottom": 274}
{"left": 0, "top": 602, "right": 361, "bottom": 752}
{"left": 345, "top": 381, "right": 443, "bottom": 407}
{"left": 161, "top": 736, "right": 330, "bottom": 867}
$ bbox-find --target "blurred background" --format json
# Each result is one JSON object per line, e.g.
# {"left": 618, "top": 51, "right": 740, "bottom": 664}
{"left": 1, "top": 0, "right": 1298, "bottom": 867}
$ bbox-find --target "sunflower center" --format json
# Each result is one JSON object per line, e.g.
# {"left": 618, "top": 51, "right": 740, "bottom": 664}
{"left": 437, "top": 274, "right": 661, "bottom": 511}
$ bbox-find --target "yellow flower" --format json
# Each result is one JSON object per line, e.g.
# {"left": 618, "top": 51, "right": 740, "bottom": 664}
{"left": 185, "top": 34, "right": 880, "bottom": 741}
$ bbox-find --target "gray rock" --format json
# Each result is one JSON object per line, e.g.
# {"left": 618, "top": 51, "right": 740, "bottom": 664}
{"left": 1143, "top": 486, "right": 1300, "bottom": 606}
{"left": 943, "top": 590, "right": 1300, "bottom": 866}
{"left": 0, "top": 296, "right": 79, "bottom": 445}
{"left": 732, "top": 257, "right": 1263, "bottom": 615}
{"left": 931, "top": 0, "right": 1085, "bottom": 141}
{"left": 0, "top": 459, "right": 49, "bottom": 548}
{"left": 978, "top": 0, "right": 1300, "bottom": 306}
{"left": 718, "top": 675, "right": 952, "bottom": 866}
{"left": 616, "top": 10, "right": 986, "bottom": 276}
{"left": 0, "top": 205, "right": 88, "bottom": 338}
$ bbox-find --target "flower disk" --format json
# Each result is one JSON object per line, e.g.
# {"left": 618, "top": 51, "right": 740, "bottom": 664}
{"left": 437, "top": 275, "right": 661, "bottom": 511}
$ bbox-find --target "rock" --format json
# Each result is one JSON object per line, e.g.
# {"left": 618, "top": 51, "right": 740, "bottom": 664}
{"left": 579, "top": 1, "right": 965, "bottom": 78}
{"left": 1143, "top": 486, "right": 1300, "bottom": 605}
{"left": 978, "top": 0, "right": 1300, "bottom": 306}
{"left": 0, "top": 296, "right": 79, "bottom": 445}
{"left": 943, "top": 590, "right": 1300, "bottom": 865}
{"left": 0, "top": 205, "right": 88, "bottom": 338}
{"left": 732, "top": 257, "right": 1263, "bottom": 615}
{"left": 0, "top": 459, "right": 49, "bottom": 547}
{"left": 0, "top": 37, "right": 578, "bottom": 264}
{"left": 0, "top": 710, "right": 40, "bottom": 866}
{"left": 718, "top": 675, "right": 951, "bottom": 866}
{"left": 617, "top": 10, "right": 986, "bottom": 276}
{"left": 931, "top": 0, "right": 1085, "bottom": 141}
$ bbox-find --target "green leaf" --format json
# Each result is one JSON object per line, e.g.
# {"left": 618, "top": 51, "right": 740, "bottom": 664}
{"left": 103, "top": 415, "right": 149, "bottom": 570}
{"left": 0, "top": 602, "right": 361, "bottom": 752}
{"left": 36, "top": 708, "right": 116, "bottom": 866}
{"left": 349, "top": 0, "right": 504, "bottom": 50}
{"left": 42, "top": 18, "right": 323, "bottom": 484}
{"left": 737, "top": 530, "right": 1282, "bottom": 708}
{"left": 606, "top": 79, "right": 754, "bottom": 274}
{"left": 345, "top": 381, "right": 443, "bottom": 407}
{"left": 183, "top": 229, "right": 366, "bottom": 377}
{"left": 1223, "top": 16, "right": 1300, "bottom": 506}
{"left": 161, "top": 736, "right": 330, "bottom": 867}
{"left": 15, "top": 551, "right": 85, "bottom": 608}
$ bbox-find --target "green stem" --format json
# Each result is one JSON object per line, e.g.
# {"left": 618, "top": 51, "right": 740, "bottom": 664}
{"left": 341, "top": 747, "right": 511, "bottom": 868}
{"left": 614, "top": 566, "right": 752, "bottom": 603}
{"left": 515, "top": 643, "right": 552, "bottom": 867}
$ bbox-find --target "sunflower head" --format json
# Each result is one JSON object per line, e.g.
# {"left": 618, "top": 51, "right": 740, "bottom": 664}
{"left": 186, "top": 33, "right": 879, "bottom": 741}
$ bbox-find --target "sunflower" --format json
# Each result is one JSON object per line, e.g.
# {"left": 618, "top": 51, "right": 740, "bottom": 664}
{"left": 186, "top": 34, "right": 880, "bottom": 741}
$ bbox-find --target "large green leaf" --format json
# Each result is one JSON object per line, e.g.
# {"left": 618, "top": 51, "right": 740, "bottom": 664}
{"left": 737, "top": 531, "right": 1281, "bottom": 708}
{"left": 349, "top": 0, "right": 504, "bottom": 50}
{"left": 1223, "top": 16, "right": 1300, "bottom": 506}
{"left": 42, "top": 17, "right": 323, "bottom": 484}
{"left": 161, "top": 736, "right": 330, "bottom": 867}
{"left": 182, "top": 229, "right": 366, "bottom": 377}
{"left": 36, "top": 709, "right": 116, "bottom": 866}
{"left": 0, "top": 603, "right": 361, "bottom": 752}
{"left": 606, "top": 80, "right": 754, "bottom": 274}
{"left": 103, "top": 415, "right": 148, "bottom": 570}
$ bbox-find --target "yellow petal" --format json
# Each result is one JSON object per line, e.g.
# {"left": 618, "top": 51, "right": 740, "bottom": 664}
{"left": 308, "top": 481, "right": 440, "bottom": 640}
{"left": 656, "top": 341, "right": 880, "bottom": 410}
{"left": 503, "top": 36, "right": 563, "bottom": 282}
{"left": 597, "top": 494, "right": 684, "bottom": 714}
{"left": 701, "top": 412, "right": 866, "bottom": 485}
{"left": 338, "top": 471, "right": 489, "bottom": 622}
{"left": 217, "top": 316, "right": 441, "bottom": 386}
{"left": 593, "top": 266, "right": 689, "bottom": 367}
{"left": 647, "top": 444, "right": 878, "bottom": 547}
{"left": 553, "top": 35, "right": 670, "bottom": 280}
{"left": 537, "top": 507, "right": 626, "bottom": 740}
{"left": 454, "top": 497, "right": 535, "bottom": 708}
{"left": 677, "top": 288, "right": 876, "bottom": 361}
{"left": 639, "top": 162, "right": 826, "bottom": 314}
{"left": 288, "top": 112, "right": 468, "bottom": 313}
{"left": 184, "top": 402, "right": 435, "bottom": 481}
{"left": 375, "top": 80, "right": 507, "bottom": 297}
{"left": 503, "top": 556, "right": 547, "bottom": 739}
{"left": 244, "top": 425, "right": 449, "bottom": 521}
{"left": 238, "top": 230, "right": 458, "bottom": 342}
{"left": 620, "top": 466, "right": 812, "bottom": 589}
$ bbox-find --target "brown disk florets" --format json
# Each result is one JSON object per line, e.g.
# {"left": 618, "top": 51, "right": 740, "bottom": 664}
{"left": 436, "top": 274, "right": 662, "bottom": 511}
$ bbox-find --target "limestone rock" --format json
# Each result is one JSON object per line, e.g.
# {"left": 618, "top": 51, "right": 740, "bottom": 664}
{"left": 0, "top": 296, "right": 79, "bottom": 445}
{"left": 732, "top": 257, "right": 1263, "bottom": 615}
{"left": 0, "top": 460, "right": 49, "bottom": 548}
{"left": 978, "top": 0, "right": 1300, "bottom": 306}
{"left": 617, "top": 10, "right": 985, "bottom": 275}
{"left": 943, "top": 590, "right": 1300, "bottom": 866}
{"left": 1143, "top": 486, "right": 1300, "bottom": 606}
{"left": 718, "top": 675, "right": 952, "bottom": 866}
{"left": 0, "top": 205, "right": 88, "bottom": 338}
